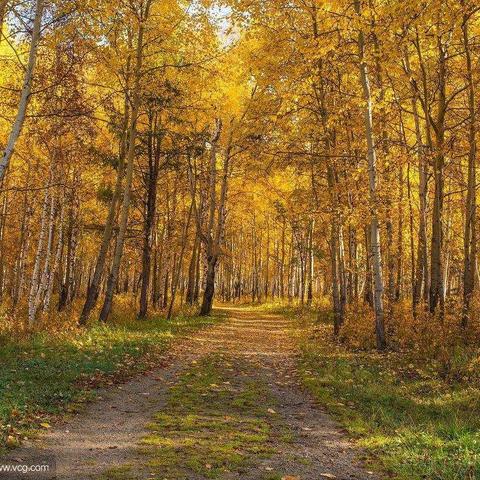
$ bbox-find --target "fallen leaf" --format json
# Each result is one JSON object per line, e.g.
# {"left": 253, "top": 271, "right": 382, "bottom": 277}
{"left": 320, "top": 474, "right": 337, "bottom": 479}
{"left": 40, "top": 422, "right": 51, "bottom": 429}
{"left": 6, "top": 435, "right": 19, "bottom": 448}
{"left": 267, "top": 408, "right": 277, "bottom": 414}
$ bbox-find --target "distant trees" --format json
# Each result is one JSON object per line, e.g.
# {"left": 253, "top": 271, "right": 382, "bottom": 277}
{"left": 0, "top": 0, "right": 480, "bottom": 352}
{"left": 219, "top": 0, "right": 480, "bottom": 349}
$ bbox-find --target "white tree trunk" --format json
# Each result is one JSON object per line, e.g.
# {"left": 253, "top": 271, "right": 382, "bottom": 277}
{"left": 355, "top": 0, "right": 386, "bottom": 350}
{"left": 43, "top": 202, "right": 64, "bottom": 312}
{"left": 37, "top": 192, "right": 56, "bottom": 303}
{"left": 0, "top": 0, "right": 44, "bottom": 183}
{"left": 28, "top": 188, "right": 49, "bottom": 327}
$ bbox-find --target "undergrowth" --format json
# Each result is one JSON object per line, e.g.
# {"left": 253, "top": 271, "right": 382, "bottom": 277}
{"left": 276, "top": 302, "right": 480, "bottom": 480}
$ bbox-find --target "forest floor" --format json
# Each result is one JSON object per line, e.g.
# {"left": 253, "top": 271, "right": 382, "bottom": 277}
{"left": 288, "top": 305, "right": 480, "bottom": 480}
{"left": 0, "top": 307, "right": 378, "bottom": 480}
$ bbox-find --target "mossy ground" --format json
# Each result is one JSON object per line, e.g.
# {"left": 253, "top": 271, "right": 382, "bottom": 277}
{"left": 101, "top": 354, "right": 293, "bottom": 479}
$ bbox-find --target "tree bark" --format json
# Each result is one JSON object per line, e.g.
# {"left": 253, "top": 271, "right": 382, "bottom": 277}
{"left": 188, "top": 118, "right": 227, "bottom": 316}
{"left": 186, "top": 232, "right": 200, "bottom": 305}
{"left": 429, "top": 35, "right": 447, "bottom": 318}
{"left": 99, "top": 1, "right": 152, "bottom": 322}
{"left": 13, "top": 184, "right": 31, "bottom": 309}
{"left": 306, "top": 219, "right": 314, "bottom": 306}
{"left": 0, "top": 0, "right": 44, "bottom": 183}
{"left": 43, "top": 203, "right": 64, "bottom": 312}
{"left": 79, "top": 72, "right": 131, "bottom": 325}
{"left": 167, "top": 205, "right": 192, "bottom": 319}
{"left": 138, "top": 112, "right": 160, "bottom": 319}
{"left": 410, "top": 29, "right": 434, "bottom": 307}
{"left": 461, "top": 6, "right": 476, "bottom": 328}
{"left": 28, "top": 186, "right": 53, "bottom": 327}
{"left": 355, "top": 0, "right": 386, "bottom": 350}
{"left": 58, "top": 194, "right": 76, "bottom": 311}
{"left": 0, "top": 0, "right": 8, "bottom": 41}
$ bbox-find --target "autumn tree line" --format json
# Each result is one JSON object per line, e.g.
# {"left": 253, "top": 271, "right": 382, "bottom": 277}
{"left": 1, "top": 0, "right": 480, "bottom": 352}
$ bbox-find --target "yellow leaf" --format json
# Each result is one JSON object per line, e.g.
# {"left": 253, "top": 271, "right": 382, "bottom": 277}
{"left": 6, "top": 435, "right": 19, "bottom": 448}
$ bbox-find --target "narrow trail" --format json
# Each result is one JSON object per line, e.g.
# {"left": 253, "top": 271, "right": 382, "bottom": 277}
{"left": 2, "top": 308, "right": 378, "bottom": 480}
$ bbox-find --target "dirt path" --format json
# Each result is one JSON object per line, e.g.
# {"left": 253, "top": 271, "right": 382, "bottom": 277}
{"left": 1, "top": 307, "right": 378, "bottom": 480}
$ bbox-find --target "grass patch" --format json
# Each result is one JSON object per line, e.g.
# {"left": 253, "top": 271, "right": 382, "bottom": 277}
{"left": 98, "top": 464, "right": 134, "bottom": 480}
{"left": 296, "top": 310, "right": 480, "bottom": 480}
{"left": 0, "top": 311, "right": 221, "bottom": 452}
{"left": 133, "top": 354, "right": 286, "bottom": 479}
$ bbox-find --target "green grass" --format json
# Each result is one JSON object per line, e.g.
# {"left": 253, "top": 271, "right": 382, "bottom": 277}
{"left": 296, "top": 311, "right": 480, "bottom": 480}
{"left": 98, "top": 464, "right": 134, "bottom": 480}
{"left": 103, "top": 353, "right": 288, "bottom": 479}
{"left": 0, "top": 312, "right": 221, "bottom": 452}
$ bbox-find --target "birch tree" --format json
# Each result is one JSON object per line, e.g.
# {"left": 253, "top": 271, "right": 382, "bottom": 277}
{"left": 0, "top": 0, "right": 44, "bottom": 183}
{"left": 355, "top": 0, "right": 386, "bottom": 350}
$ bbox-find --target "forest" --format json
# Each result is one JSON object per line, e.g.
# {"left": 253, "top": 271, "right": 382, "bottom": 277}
{"left": 1, "top": 0, "right": 480, "bottom": 479}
